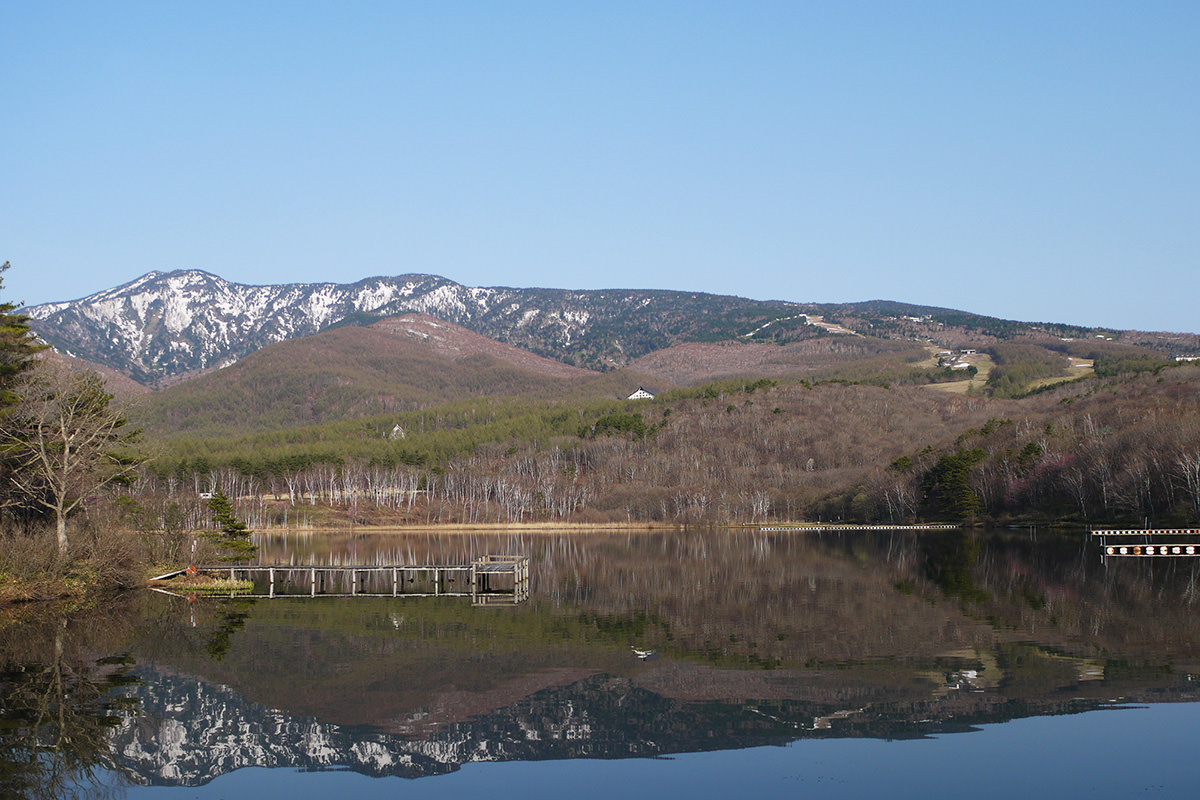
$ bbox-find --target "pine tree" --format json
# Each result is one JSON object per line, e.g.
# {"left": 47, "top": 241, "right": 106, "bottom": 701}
{"left": 0, "top": 261, "right": 45, "bottom": 414}
{"left": 206, "top": 490, "right": 257, "bottom": 561}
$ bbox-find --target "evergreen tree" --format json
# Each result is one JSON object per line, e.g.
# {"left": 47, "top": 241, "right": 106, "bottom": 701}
{"left": 0, "top": 261, "right": 48, "bottom": 519}
{"left": 0, "top": 262, "right": 44, "bottom": 413}
{"left": 922, "top": 448, "right": 987, "bottom": 520}
{"left": 206, "top": 490, "right": 257, "bottom": 561}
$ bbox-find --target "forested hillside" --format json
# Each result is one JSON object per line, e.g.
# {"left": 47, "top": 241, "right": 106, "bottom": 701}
{"left": 119, "top": 357, "right": 1200, "bottom": 532}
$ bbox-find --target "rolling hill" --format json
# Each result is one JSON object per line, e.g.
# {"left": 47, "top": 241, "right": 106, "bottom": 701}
{"left": 135, "top": 314, "right": 659, "bottom": 438}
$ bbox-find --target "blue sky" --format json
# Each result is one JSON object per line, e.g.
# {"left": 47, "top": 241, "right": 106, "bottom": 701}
{"left": 3, "top": 2, "right": 1197, "bottom": 332}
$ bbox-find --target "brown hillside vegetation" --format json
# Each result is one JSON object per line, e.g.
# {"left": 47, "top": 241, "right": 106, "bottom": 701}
{"left": 53, "top": 351, "right": 150, "bottom": 398}
{"left": 370, "top": 314, "right": 597, "bottom": 379}
{"left": 135, "top": 317, "right": 663, "bottom": 438}
{"left": 629, "top": 336, "right": 923, "bottom": 385}
{"left": 132, "top": 377, "right": 1001, "bottom": 526}
{"left": 437, "top": 364, "right": 1200, "bottom": 526}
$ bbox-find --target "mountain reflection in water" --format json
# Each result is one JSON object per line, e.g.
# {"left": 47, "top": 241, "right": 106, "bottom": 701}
{"left": 3, "top": 528, "right": 1200, "bottom": 796}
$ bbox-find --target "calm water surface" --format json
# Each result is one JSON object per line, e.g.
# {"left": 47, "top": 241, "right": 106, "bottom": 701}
{"left": 4, "top": 528, "right": 1199, "bottom": 798}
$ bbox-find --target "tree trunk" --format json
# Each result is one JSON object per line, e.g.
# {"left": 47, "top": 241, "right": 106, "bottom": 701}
{"left": 56, "top": 512, "right": 67, "bottom": 553}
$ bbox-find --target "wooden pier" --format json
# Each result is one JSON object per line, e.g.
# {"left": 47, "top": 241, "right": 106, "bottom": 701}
{"left": 1092, "top": 528, "right": 1200, "bottom": 559}
{"left": 176, "top": 555, "right": 530, "bottom": 604}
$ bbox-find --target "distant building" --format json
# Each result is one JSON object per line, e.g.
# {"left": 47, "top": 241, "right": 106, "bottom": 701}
{"left": 627, "top": 387, "right": 656, "bottom": 400}
{"left": 960, "top": 348, "right": 977, "bottom": 355}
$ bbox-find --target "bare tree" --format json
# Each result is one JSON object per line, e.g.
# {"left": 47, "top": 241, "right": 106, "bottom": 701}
{"left": 1176, "top": 447, "right": 1200, "bottom": 517}
{"left": 1, "top": 365, "right": 141, "bottom": 551}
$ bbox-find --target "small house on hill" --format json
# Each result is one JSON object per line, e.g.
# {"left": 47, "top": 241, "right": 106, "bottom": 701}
{"left": 627, "top": 387, "right": 656, "bottom": 400}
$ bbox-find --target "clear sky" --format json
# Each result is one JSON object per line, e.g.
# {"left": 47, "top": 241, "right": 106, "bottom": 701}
{"left": 3, "top": 2, "right": 1197, "bottom": 333}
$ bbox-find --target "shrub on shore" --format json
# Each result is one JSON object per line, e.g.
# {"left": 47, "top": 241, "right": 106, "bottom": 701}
{"left": 0, "top": 522, "right": 149, "bottom": 604}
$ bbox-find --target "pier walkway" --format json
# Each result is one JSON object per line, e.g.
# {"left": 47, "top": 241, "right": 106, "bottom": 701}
{"left": 157, "top": 555, "right": 530, "bottom": 605}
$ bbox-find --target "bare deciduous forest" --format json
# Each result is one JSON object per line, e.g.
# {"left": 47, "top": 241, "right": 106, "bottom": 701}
{"left": 112, "top": 363, "right": 1200, "bottom": 531}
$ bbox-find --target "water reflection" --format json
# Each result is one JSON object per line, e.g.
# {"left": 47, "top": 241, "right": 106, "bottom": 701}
{"left": 0, "top": 608, "right": 141, "bottom": 799}
{"left": 2, "top": 528, "right": 1200, "bottom": 795}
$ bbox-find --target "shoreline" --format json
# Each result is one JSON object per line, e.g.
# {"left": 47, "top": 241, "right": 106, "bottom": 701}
{"left": 250, "top": 521, "right": 693, "bottom": 535}
{"left": 242, "top": 520, "right": 969, "bottom": 535}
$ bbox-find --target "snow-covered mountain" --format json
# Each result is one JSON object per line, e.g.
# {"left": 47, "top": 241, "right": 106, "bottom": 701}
{"left": 27, "top": 271, "right": 503, "bottom": 385}
{"left": 25, "top": 270, "right": 805, "bottom": 386}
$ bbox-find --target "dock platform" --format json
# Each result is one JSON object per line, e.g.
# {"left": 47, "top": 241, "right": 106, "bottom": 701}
{"left": 176, "top": 554, "right": 530, "bottom": 604}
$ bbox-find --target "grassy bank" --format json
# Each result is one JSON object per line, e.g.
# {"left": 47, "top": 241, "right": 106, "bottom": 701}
{"left": 0, "top": 523, "right": 204, "bottom": 607}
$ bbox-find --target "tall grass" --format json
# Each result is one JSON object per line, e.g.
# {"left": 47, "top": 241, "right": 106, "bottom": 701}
{"left": 0, "top": 521, "right": 149, "bottom": 601}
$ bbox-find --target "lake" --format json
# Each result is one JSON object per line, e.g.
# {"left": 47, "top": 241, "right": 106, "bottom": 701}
{"left": 4, "top": 528, "right": 1199, "bottom": 798}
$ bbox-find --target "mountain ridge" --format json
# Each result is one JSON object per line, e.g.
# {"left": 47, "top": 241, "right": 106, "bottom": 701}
{"left": 21, "top": 269, "right": 842, "bottom": 386}
{"left": 26, "top": 269, "right": 1198, "bottom": 390}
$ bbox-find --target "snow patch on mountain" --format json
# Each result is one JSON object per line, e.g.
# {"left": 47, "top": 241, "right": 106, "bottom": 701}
{"left": 417, "top": 283, "right": 470, "bottom": 319}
